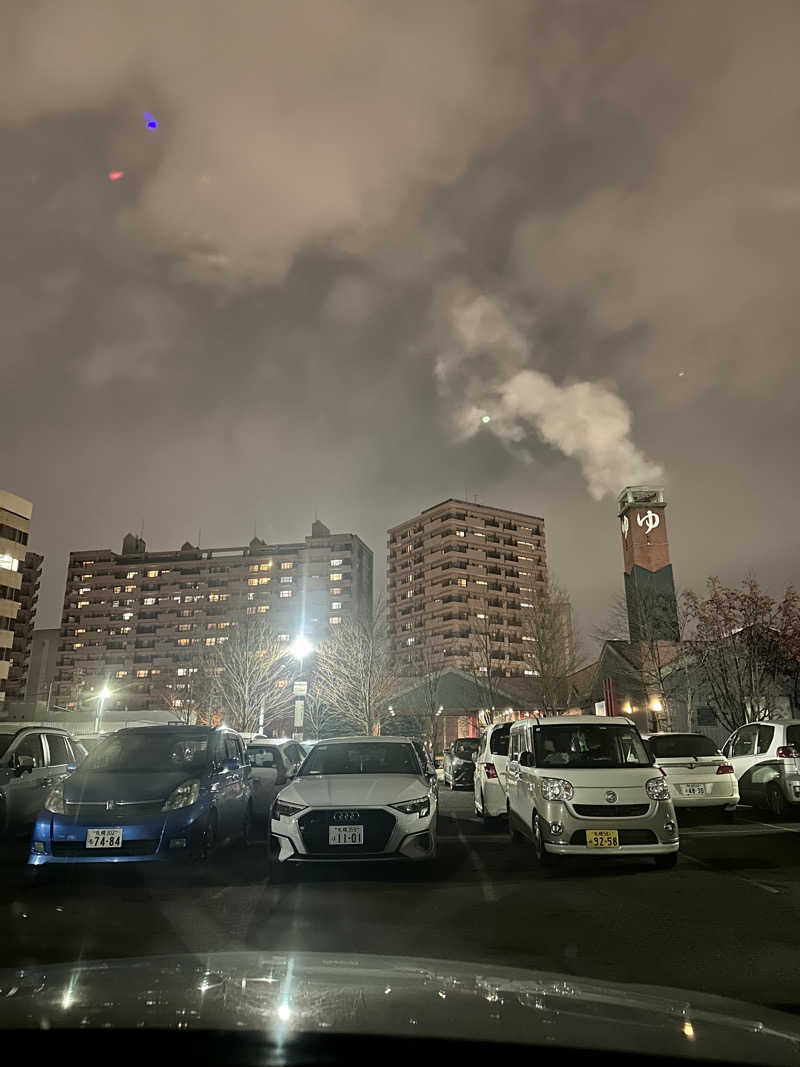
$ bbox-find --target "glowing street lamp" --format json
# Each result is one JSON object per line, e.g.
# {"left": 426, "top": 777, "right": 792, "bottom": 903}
{"left": 289, "top": 636, "right": 314, "bottom": 741}
{"left": 94, "top": 684, "right": 112, "bottom": 734}
{"left": 289, "top": 635, "right": 313, "bottom": 661}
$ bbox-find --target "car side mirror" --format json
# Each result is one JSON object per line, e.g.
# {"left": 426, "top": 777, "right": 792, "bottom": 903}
{"left": 471, "top": 752, "right": 478, "bottom": 763}
{"left": 220, "top": 757, "right": 239, "bottom": 772}
{"left": 14, "top": 754, "right": 35, "bottom": 776}
{"left": 65, "top": 763, "right": 77, "bottom": 774}
{"left": 519, "top": 751, "right": 533, "bottom": 768}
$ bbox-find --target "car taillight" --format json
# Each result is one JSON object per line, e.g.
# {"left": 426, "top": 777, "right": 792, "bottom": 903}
{"left": 716, "top": 763, "right": 734, "bottom": 775}
{"left": 776, "top": 746, "right": 799, "bottom": 759}
{"left": 483, "top": 762, "right": 498, "bottom": 779}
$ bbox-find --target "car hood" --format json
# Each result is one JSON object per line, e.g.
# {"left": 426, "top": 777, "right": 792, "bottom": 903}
{"left": 280, "top": 774, "right": 428, "bottom": 807}
{"left": 0, "top": 951, "right": 799, "bottom": 1063}
{"left": 63, "top": 770, "right": 196, "bottom": 805}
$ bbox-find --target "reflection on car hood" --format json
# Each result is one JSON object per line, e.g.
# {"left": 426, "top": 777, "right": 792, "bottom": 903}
{"left": 63, "top": 770, "right": 193, "bottom": 805}
{"left": 281, "top": 774, "right": 427, "bottom": 806}
{"left": 1, "top": 952, "right": 799, "bottom": 1063}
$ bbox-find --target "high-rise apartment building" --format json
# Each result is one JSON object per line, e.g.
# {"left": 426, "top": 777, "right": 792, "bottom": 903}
{"left": 387, "top": 499, "right": 548, "bottom": 676}
{"left": 0, "top": 491, "right": 34, "bottom": 711}
{"left": 54, "top": 520, "right": 372, "bottom": 713}
{"left": 5, "top": 551, "right": 43, "bottom": 702}
{"left": 26, "top": 627, "right": 60, "bottom": 707}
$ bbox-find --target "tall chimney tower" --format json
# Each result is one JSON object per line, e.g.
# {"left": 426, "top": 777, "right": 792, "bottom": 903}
{"left": 617, "top": 486, "right": 679, "bottom": 643}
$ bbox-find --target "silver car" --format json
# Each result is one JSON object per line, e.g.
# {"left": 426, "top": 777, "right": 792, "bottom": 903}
{"left": 0, "top": 726, "right": 80, "bottom": 838}
{"left": 722, "top": 720, "right": 800, "bottom": 817}
{"left": 245, "top": 738, "right": 306, "bottom": 822}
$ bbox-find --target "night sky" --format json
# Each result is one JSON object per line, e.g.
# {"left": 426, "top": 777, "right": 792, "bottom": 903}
{"left": 3, "top": 0, "right": 799, "bottom": 649}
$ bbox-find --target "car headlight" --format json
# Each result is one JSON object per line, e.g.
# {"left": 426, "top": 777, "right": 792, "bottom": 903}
{"left": 44, "top": 783, "right": 65, "bottom": 814}
{"left": 390, "top": 796, "right": 431, "bottom": 818}
{"left": 540, "top": 778, "right": 574, "bottom": 802}
{"left": 646, "top": 776, "right": 671, "bottom": 801}
{"left": 272, "top": 798, "right": 306, "bottom": 819}
{"left": 162, "top": 779, "right": 200, "bottom": 811}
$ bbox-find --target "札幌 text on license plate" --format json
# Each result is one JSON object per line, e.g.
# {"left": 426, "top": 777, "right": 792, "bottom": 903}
{"left": 86, "top": 828, "right": 122, "bottom": 848}
{"left": 329, "top": 825, "right": 364, "bottom": 845}
{"left": 680, "top": 784, "right": 706, "bottom": 796}
{"left": 586, "top": 829, "right": 619, "bottom": 848}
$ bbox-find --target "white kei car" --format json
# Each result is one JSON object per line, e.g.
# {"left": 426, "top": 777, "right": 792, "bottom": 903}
{"left": 643, "top": 733, "right": 739, "bottom": 819}
{"left": 269, "top": 736, "right": 437, "bottom": 877}
{"left": 474, "top": 722, "right": 511, "bottom": 820}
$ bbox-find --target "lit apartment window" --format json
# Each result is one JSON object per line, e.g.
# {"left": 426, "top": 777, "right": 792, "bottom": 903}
{"left": 478, "top": 666, "right": 488, "bottom": 673}
{"left": 120, "top": 626, "right": 131, "bottom": 634}
{"left": 177, "top": 668, "right": 189, "bottom": 676}
{"left": 475, "top": 580, "right": 487, "bottom": 587}
{"left": 331, "top": 601, "right": 342, "bottom": 610}
{"left": 522, "top": 635, "right": 535, "bottom": 642}
{"left": 329, "top": 616, "right": 342, "bottom": 624}
{"left": 178, "top": 638, "right": 190, "bottom": 647}
{"left": 126, "top": 571, "right": 137, "bottom": 579}
{"left": 0, "top": 555, "right": 19, "bottom": 572}
{"left": 280, "top": 576, "right": 292, "bottom": 583}
{"left": 208, "top": 593, "right": 219, "bottom": 602}
{"left": 259, "top": 577, "right": 270, "bottom": 585}
{"left": 143, "top": 597, "right": 156, "bottom": 605}
{"left": 257, "top": 605, "right": 269, "bottom": 613}
{"left": 521, "top": 601, "right": 533, "bottom": 608}
{"left": 77, "top": 600, "right": 89, "bottom": 608}
{"left": 330, "top": 587, "right": 342, "bottom": 595}
{"left": 205, "top": 637, "right": 216, "bottom": 646}
{"left": 405, "top": 590, "right": 413, "bottom": 599}
{"left": 248, "top": 578, "right": 258, "bottom": 586}
{"left": 151, "top": 669, "right": 160, "bottom": 676}
{"left": 116, "top": 670, "right": 128, "bottom": 679}
{"left": 249, "top": 564, "right": 259, "bottom": 573}
{"left": 75, "top": 628, "right": 86, "bottom": 635}
{"left": 79, "top": 586, "right": 90, "bottom": 594}
{"left": 114, "top": 586, "right": 122, "bottom": 594}
{"left": 247, "top": 592, "right": 255, "bottom": 601}
{"left": 330, "top": 572, "right": 342, "bottom": 581}
{"left": 136, "top": 670, "right": 148, "bottom": 678}
{"left": 247, "top": 606, "right": 257, "bottom": 614}
{"left": 455, "top": 531, "right": 465, "bottom": 538}
{"left": 476, "top": 613, "right": 487, "bottom": 619}
{"left": 330, "top": 558, "right": 343, "bottom": 566}
{"left": 73, "top": 642, "right": 84, "bottom": 649}
{"left": 406, "top": 637, "right": 415, "bottom": 645}
{"left": 475, "top": 532, "right": 485, "bottom": 538}
{"left": 218, "top": 620, "right": 230, "bottom": 629}
{"left": 457, "top": 578, "right": 467, "bottom": 587}
{"left": 81, "top": 573, "right": 93, "bottom": 580}
{"left": 276, "top": 679, "right": 289, "bottom": 688}
{"left": 207, "top": 622, "right": 218, "bottom": 630}
{"left": 261, "top": 562, "right": 272, "bottom": 571}
{"left": 147, "top": 570, "right": 158, "bottom": 578}
{"left": 125, "top": 585, "right": 136, "bottom": 593}
{"left": 280, "top": 590, "right": 292, "bottom": 598}
{"left": 524, "top": 669, "right": 537, "bottom": 676}
{"left": 281, "top": 562, "right": 293, "bottom": 570}
{"left": 218, "top": 593, "right": 229, "bottom": 601}
{"left": 278, "top": 633, "right": 290, "bottom": 642}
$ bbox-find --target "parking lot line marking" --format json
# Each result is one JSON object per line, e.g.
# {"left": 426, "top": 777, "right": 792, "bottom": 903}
{"left": 680, "top": 846, "right": 783, "bottom": 895}
{"left": 453, "top": 816, "right": 497, "bottom": 903}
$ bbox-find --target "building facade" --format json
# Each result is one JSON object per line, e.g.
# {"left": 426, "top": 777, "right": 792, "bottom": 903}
{"left": 387, "top": 498, "right": 548, "bottom": 677}
{"left": 5, "top": 551, "right": 43, "bottom": 702}
{"left": 25, "top": 627, "right": 60, "bottom": 707}
{"left": 53, "top": 520, "right": 372, "bottom": 714}
{"left": 0, "top": 491, "right": 34, "bottom": 712}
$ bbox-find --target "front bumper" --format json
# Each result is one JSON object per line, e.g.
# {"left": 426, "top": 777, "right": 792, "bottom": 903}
{"left": 539, "top": 798, "right": 679, "bottom": 857}
{"left": 28, "top": 805, "right": 209, "bottom": 865}
{"left": 271, "top": 805, "right": 436, "bottom": 863}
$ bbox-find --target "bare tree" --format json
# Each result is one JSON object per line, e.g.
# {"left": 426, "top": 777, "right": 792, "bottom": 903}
{"left": 392, "top": 638, "right": 447, "bottom": 751}
{"left": 466, "top": 600, "right": 506, "bottom": 720}
{"left": 208, "top": 615, "right": 296, "bottom": 733}
{"left": 683, "top": 577, "right": 800, "bottom": 733}
{"left": 302, "top": 683, "right": 344, "bottom": 740}
{"left": 314, "top": 602, "right": 399, "bottom": 735}
{"left": 520, "top": 578, "right": 580, "bottom": 715}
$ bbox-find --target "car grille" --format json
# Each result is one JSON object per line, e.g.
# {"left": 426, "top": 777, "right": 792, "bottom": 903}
{"left": 64, "top": 801, "right": 165, "bottom": 823}
{"left": 570, "top": 829, "right": 657, "bottom": 846}
{"left": 573, "top": 804, "right": 649, "bottom": 818}
{"left": 297, "top": 808, "right": 396, "bottom": 855}
{"left": 51, "top": 840, "right": 159, "bottom": 857}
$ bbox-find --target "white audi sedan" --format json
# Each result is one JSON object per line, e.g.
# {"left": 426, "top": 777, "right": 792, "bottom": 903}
{"left": 269, "top": 736, "right": 437, "bottom": 877}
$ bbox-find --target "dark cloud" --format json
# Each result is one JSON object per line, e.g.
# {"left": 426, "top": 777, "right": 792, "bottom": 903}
{"left": 1, "top": 0, "right": 799, "bottom": 646}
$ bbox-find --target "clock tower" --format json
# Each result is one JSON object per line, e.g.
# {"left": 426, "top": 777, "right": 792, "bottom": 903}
{"left": 617, "top": 486, "right": 679, "bottom": 643}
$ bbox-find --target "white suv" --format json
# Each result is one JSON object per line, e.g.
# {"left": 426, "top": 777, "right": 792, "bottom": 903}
{"left": 474, "top": 722, "right": 510, "bottom": 820}
{"left": 506, "top": 716, "right": 679, "bottom": 869}
{"left": 722, "top": 720, "right": 800, "bottom": 817}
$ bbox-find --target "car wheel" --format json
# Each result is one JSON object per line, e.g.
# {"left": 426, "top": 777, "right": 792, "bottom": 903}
{"left": 654, "top": 851, "right": 678, "bottom": 870}
{"left": 533, "top": 813, "right": 556, "bottom": 867}
{"left": 508, "top": 802, "right": 523, "bottom": 843}
{"left": 768, "top": 784, "right": 788, "bottom": 819}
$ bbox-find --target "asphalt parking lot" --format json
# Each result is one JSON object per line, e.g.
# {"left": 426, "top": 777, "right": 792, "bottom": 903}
{"left": 2, "top": 787, "right": 799, "bottom": 1012}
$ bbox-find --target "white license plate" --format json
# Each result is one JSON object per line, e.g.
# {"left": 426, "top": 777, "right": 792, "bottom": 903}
{"left": 86, "top": 828, "right": 123, "bottom": 848}
{"left": 328, "top": 825, "right": 364, "bottom": 846}
{"left": 680, "top": 784, "right": 706, "bottom": 796}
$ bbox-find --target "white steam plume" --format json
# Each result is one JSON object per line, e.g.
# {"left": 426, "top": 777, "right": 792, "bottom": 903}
{"left": 435, "top": 292, "right": 662, "bottom": 500}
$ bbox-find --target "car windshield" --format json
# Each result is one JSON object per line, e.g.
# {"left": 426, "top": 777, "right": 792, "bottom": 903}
{"left": 453, "top": 739, "right": 479, "bottom": 760}
{"left": 534, "top": 725, "right": 652, "bottom": 769}
{"left": 299, "top": 742, "right": 420, "bottom": 776}
{"left": 81, "top": 733, "right": 210, "bottom": 773}
{"left": 648, "top": 734, "right": 720, "bottom": 759}
{"left": 247, "top": 745, "right": 280, "bottom": 768}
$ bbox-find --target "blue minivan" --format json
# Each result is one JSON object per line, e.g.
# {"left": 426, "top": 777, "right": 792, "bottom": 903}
{"left": 28, "top": 725, "right": 252, "bottom": 867}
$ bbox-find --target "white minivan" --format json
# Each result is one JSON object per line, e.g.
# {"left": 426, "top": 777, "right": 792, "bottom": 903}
{"left": 506, "top": 716, "right": 679, "bottom": 869}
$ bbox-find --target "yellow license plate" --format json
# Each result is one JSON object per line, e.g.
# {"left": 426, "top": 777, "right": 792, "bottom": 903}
{"left": 586, "top": 829, "right": 619, "bottom": 848}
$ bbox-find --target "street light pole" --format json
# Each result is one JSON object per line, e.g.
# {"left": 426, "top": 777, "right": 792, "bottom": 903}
{"left": 94, "top": 685, "right": 111, "bottom": 735}
{"left": 289, "top": 636, "right": 313, "bottom": 742}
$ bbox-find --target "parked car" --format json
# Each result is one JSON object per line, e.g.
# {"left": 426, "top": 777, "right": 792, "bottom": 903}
{"left": 643, "top": 732, "right": 738, "bottom": 818}
{"left": 28, "top": 724, "right": 252, "bottom": 868}
{"left": 269, "top": 736, "right": 437, "bottom": 876}
{"left": 474, "top": 722, "right": 511, "bottom": 820}
{"left": 73, "top": 734, "right": 109, "bottom": 761}
{"left": 299, "top": 740, "right": 317, "bottom": 757}
{"left": 0, "top": 726, "right": 80, "bottom": 838}
{"left": 721, "top": 720, "right": 800, "bottom": 817}
{"left": 246, "top": 738, "right": 306, "bottom": 821}
{"left": 407, "top": 736, "right": 438, "bottom": 795}
{"left": 442, "top": 736, "right": 479, "bottom": 789}
{"left": 506, "top": 716, "right": 679, "bottom": 869}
